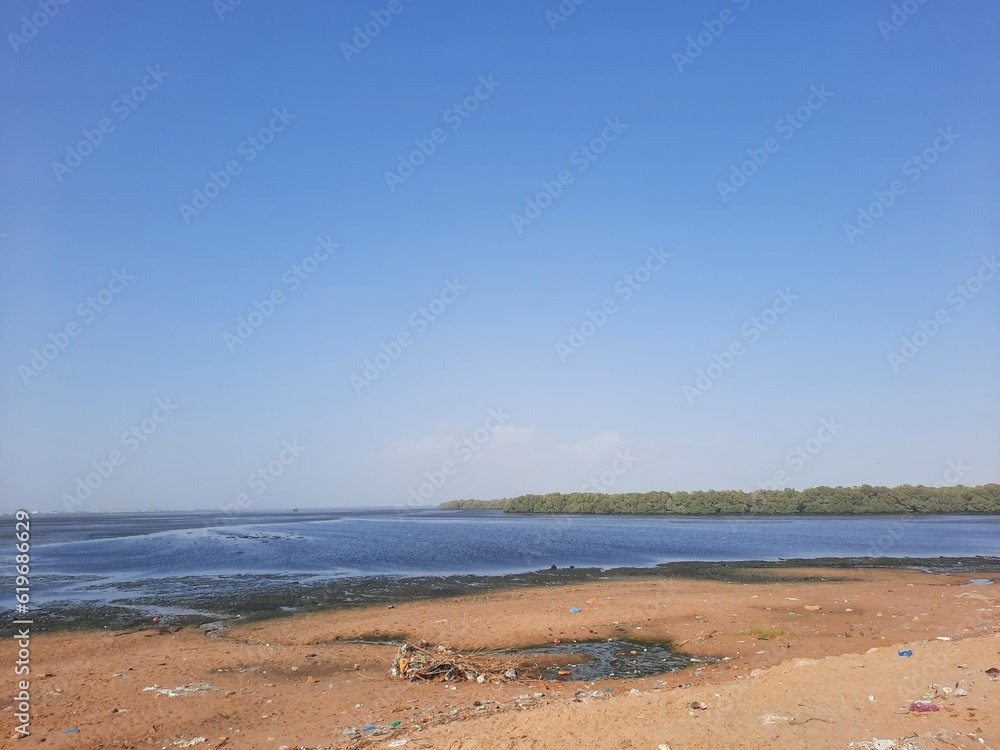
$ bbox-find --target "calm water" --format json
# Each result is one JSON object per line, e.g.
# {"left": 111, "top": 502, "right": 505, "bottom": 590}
{"left": 3, "top": 509, "right": 998, "bottom": 609}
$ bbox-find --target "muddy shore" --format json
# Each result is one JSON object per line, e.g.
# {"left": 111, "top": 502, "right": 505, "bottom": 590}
{"left": 19, "top": 556, "right": 1000, "bottom": 636}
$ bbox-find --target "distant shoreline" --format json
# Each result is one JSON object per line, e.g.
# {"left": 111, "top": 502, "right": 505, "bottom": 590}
{"left": 439, "top": 483, "right": 1000, "bottom": 515}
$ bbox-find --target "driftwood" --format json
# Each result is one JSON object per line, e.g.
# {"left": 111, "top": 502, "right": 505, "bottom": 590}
{"left": 390, "top": 642, "right": 521, "bottom": 682}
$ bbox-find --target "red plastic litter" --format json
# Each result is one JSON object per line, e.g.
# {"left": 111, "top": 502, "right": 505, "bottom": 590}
{"left": 908, "top": 702, "right": 940, "bottom": 712}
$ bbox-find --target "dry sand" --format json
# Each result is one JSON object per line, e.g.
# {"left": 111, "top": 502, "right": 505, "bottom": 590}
{"left": 4, "top": 567, "right": 999, "bottom": 749}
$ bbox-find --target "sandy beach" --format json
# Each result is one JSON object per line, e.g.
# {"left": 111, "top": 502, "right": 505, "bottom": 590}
{"left": 5, "top": 566, "right": 999, "bottom": 749}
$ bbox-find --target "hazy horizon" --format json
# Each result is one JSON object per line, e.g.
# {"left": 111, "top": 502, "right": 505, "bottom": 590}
{"left": 2, "top": 1, "right": 998, "bottom": 513}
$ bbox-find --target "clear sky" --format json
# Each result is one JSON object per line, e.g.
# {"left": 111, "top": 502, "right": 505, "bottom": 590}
{"left": 1, "top": 0, "right": 998, "bottom": 512}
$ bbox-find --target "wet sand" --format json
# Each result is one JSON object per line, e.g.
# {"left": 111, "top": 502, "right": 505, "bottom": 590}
{"left": 4, "top": 563, "right": 999, "bottom": 749}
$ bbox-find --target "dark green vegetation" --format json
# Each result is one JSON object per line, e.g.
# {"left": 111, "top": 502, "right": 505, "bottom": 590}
{"left": 439, "top": 484, "right": 1000, "bottom": 515}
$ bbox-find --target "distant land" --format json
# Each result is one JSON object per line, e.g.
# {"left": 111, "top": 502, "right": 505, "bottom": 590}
{"left": 438, "top": 484, "right": 1000, "bottom": 515}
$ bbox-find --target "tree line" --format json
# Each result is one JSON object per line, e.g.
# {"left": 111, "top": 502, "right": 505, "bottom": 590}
{"left": 438, "top": 484, "right": 1000, "bottom": 515}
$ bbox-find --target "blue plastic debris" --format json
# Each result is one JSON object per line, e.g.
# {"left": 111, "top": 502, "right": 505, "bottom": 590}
{"left": 569, "top": 607, "right": 580, "bottom": 613}
{"left": 64, "top": 728, "right": 80, "bottom": 734}
{"left": 898, "top": 650, "right": 913, "bottom": 657}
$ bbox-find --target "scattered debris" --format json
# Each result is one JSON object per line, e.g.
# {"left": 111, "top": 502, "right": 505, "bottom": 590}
{"left": 142, "top": 683, "right": 214, "bottom": 697}
{"left": 848, "top": 740, "right": 905, "bottom": 750}
{"left": 569, "top": 607, "right": 581, "bottom": 613}
{"left": 761, "top": 714, "right": 793, "bottom": 725}
{"left": 172, "top": 739, "right": 207, "bottom": 748}
{"left": 897, "top": 650, "right": 912, "bottom": 657}
{"left": 390, "top": 642, "right": 520, "bottom": 682}
{"left": 907, "top": 702, "right": 940, "bottom": 713}
{"left": 986, "top": 667, "right": 999, "bottom": 677}
{"left": 804, "top": 605, "right": 821, "bottom": 611}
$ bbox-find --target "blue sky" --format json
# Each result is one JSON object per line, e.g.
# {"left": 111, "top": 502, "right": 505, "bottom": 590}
{"left": 1, "top": 0, "right": 998, "bottom": 512}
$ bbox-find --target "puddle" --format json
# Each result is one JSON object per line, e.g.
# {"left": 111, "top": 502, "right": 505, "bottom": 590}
{"left": 517, "top": 640, "right": 708, "bottom": 681}
{"left": 350, "top": 638, "right": 708, "bottom": 680}
{"left": 964, "top": 578, "right": 994, "bottom": 586}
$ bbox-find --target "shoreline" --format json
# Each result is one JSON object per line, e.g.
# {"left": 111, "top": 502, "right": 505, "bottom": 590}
{"left": 20, "top": 555, "right": 1000, "bottom": 636}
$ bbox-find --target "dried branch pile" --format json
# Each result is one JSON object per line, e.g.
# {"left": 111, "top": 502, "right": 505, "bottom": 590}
{"left": 390, "top": 642, "right": 521, "bottom": 682}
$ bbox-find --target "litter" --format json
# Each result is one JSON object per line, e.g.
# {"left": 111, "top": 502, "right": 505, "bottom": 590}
{"left": 390, "top": 642, "right": 521, "bottom": 682}
{"left": 986, "top": 667, "right": 1000, "bottom": 677}
{"left": 64, "top": 728, "right": 80, "bottom": 734}
{"left": 897, "top": 650, "right": 912, "bottom": 657}
{"left": 761, "top": 714, "right": 792, "bottom": 725}
{"left": 172, "top": 739, "right": 207, "bottom": 748}
{"left": 387, "top": 741, "right": 410, "bottom": 748}
{"left": 569, "top": 607, "right": 581, "bottom": 613}
{"left": 907, "top": 702, "right": 940, "bottom": 712}
{"left": 142, "top": 683, "right": 215, "bottom": 697}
